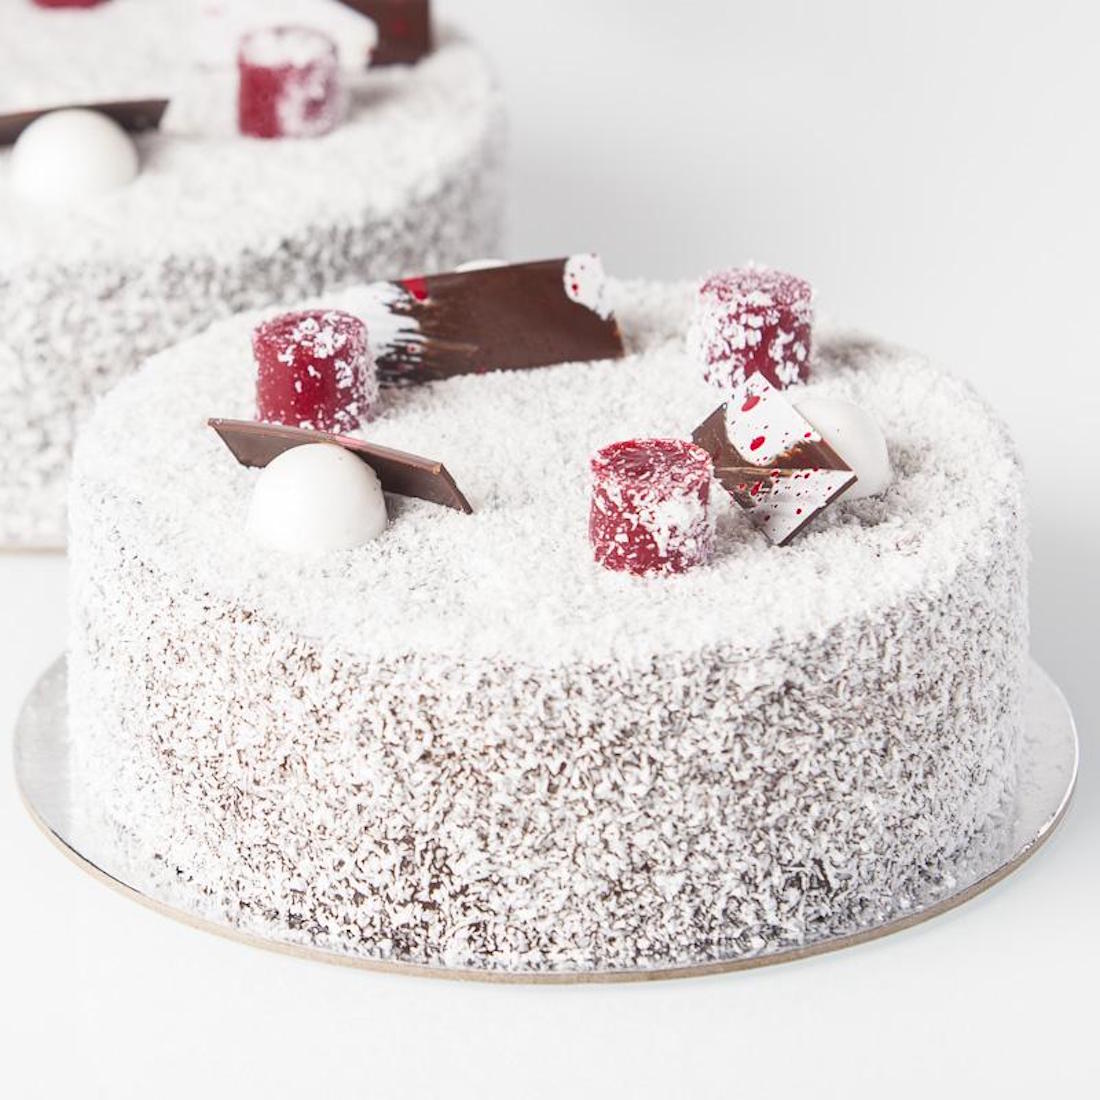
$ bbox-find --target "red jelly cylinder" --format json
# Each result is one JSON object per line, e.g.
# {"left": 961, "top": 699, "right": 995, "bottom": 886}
{"left": 253, "top": 309, "right": 378, "bottom": 434}
{"left": 237, "top": 26, "right": 343, "bottom": 139}
{"left": 691, "top": 267, "right": 813, "bottom": 392}
{"left": 589, "top": 438, "right": 715, "bottom": 577}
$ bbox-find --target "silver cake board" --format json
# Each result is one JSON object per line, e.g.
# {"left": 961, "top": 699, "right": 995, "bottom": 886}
{"left": 0, "top": 542, "right": 64, "bottom": 555}
{"left": 13, "top": 656, "right": 1078, "bottom": 984}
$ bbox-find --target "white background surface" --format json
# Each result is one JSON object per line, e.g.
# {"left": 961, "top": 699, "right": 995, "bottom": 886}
{"left": 2, "top": 1, "right": 1097, "bottom": 1096}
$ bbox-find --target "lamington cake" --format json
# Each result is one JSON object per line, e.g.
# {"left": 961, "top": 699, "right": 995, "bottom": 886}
{"left": 66, "top": 270, "right": 1029, "bottom": 975}
{"left": 0, "top": 0, "right": 504, "bottom": 547}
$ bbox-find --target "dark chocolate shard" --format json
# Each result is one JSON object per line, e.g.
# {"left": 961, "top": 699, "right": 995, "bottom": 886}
{"left": 336, "top": 0, "right": 432, "bottom": 64}
{"left": 0, "top": 98, "right": 169, "bottom": 146}
{"left": 208, "top": 418, "right": 472, "bottom": 514}
{"left": 691, "top": 374, "right": 856, "bottom": 546}
{"left": 360, "top": 255, "right": 625, "bottom": 386}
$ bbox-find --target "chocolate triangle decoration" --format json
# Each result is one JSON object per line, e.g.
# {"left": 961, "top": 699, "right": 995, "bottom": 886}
{"left": 336, "top": 0, "right": 432, "bottom": 64}
{"left": 0, "top": 98, "right": 169, "bottom": 146}
{"left": 208, "top": 418, "right": 472, "bottom": 514}
{"left": 357, "top": 255, "right": 625, "bottom": 386}
{"left": 692, "top": 375, "right": 856, "bottom": 545}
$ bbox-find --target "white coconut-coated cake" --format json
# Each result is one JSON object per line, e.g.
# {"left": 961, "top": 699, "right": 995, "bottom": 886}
{"left": 67, "top": 279, "right": 1029, "bottom": 975}
{"left": 0, "top": 0, "right": 503, "bottom": 547}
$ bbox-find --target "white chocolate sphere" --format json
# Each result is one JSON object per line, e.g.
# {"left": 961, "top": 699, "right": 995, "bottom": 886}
{"left": 246, "top": 443, "right": 388, "bottom": 554}
{"left": 9, "top": 109, "right": 140, "bottom": 205}
{"left": 792, "top": 394, "right": 892, "bottom": 500}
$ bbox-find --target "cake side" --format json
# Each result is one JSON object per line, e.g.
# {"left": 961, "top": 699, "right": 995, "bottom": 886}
{"left": 0, "top": 39, "right": 505, "bottom": 547}
{"left": 67, "top": 279, "right": 1029, "bottom": 972}
{"left": 67, "top": 524, "right": 1026, "bottom": 970}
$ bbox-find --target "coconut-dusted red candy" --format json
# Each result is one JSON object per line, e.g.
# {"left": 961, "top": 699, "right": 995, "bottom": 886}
{"left": 253, "top": 309, "right": 378, "bottom": 433}
{"left": 692, "top": 373, "right": 856, "bottom": 546}
{"left": 590, "top": 438, "right": 715, "bottom": 577}
{"left": 689, "top": 267, "right": 813, "bottom": 393}
{"left": 237, "top": 26, "right": 343, "bottom": 139}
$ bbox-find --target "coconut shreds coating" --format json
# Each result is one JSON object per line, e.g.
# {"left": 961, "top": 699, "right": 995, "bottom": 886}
{"left": 0, "top": 33, "right": 504, "bottom": 547}
{"left": 67, "top": 279, "right": 1028, "bottom": 974}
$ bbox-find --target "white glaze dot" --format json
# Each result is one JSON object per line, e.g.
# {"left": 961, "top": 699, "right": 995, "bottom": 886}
{"left": 10, "top": 109, "right": 140, "bottom": 205}
{"left": 246, "top": 443, "right": 387, "bottom": 554}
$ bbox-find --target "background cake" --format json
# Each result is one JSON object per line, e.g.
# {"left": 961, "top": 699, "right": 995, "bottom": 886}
{"left": 66, "top": 278, "right": 1028, "bottom": 974}
{"left": 0, "top": 0, "right": 504, "bottom": 547}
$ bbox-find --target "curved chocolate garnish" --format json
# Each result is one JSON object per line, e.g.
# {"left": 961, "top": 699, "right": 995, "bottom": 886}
{"left": 359, "top": 255, "right": 624, "bottom": 386}
{"left": 0, "top": 98, "right": 169, "bottom": 146}
{"left": 209, "top": 418, "right": 472, "bottom": 514}
{"left": 692, "top": 374, "right": 856, "bottom": 545}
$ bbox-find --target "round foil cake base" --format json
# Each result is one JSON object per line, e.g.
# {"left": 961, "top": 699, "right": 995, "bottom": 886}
{"left": 13, "top": 657, "right": 1078, "bottom": 984}
{"left": 0, "top": 544, "right": 64, "bottom": 555}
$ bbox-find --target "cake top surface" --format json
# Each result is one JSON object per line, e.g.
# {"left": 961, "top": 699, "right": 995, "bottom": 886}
{"left": 73, "top": 279, "right": 1022, "bottom": 667}
{"left": 0, "top": 28, "right": 496, "bottom": 270}
{"left": 0, "top": 0, "right": 376, "bottom": 112}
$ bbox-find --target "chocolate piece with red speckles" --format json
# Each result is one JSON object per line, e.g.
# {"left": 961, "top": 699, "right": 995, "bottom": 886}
{"left": 336, "top": 1, "right": 431, "bottom": 64}
{"left": 362, "top": 255, "right": 624, "bottom": 386}
{"left": 690, "top": 266, "right": 813, "bottom": 393}
{"left": 692, "top": 374, "right": 856, "bottom": 545}
{"left": 253, "top": 309, "right": 378, "bottom": 434}
{"left": 0, "top": 98, "right": 168, "bottom": 146}
{"left": 208, "top": 418, "right": 472, "bottom": 513}
{"left": 589, "top": 438, "right": 715, "bottom": 577}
